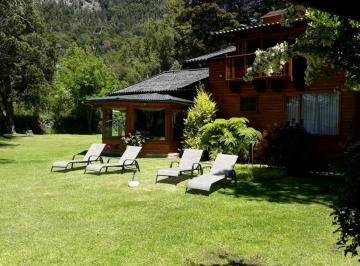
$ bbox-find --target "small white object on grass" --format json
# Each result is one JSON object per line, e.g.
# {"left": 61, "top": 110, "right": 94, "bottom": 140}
{"left": 128, "top": 180, "right": 140, "bottom": 188}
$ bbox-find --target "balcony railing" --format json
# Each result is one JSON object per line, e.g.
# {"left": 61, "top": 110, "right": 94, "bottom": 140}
{"left": 225, "top": 53, "right": 292, "bottom": 81}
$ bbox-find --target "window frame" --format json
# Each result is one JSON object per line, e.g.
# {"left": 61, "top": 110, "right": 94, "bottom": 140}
{"left": 104, "top": 108, "right": 127, "bottom": 138}
{"left": 240, "top": 96, "right": 258, "bottom": 112}
{"left": 285, "top": 92, "right": 341, "bottom": 136}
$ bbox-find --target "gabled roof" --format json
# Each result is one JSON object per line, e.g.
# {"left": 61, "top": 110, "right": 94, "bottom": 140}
{"left": 85, "top": 93, "right": 193, "bottom": 105}
{"left": 213, "top": 17, "right": 305, "bottom": 36}
{"left": 260, "top": 9, "right": 287, "bottom": 19}
{"left": 110, "top": 68, "right": 208, "bottom": 96}
{"left": 185, "top": 46, "right": 236, "bottom": 64}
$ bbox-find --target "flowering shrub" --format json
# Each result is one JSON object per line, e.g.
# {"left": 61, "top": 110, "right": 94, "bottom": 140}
{"left": 255, "top": 122, "right": 318, "bottom": 175}
{"left": 121, "top": 132, "right": 146, "bottom": 147}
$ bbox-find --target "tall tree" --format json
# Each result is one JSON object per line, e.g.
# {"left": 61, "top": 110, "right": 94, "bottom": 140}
{"left": 52, "top": 43, "right": 119, "bottom": 133}
{"left": 0, "top": 0, "right": 56, "bottom": 133}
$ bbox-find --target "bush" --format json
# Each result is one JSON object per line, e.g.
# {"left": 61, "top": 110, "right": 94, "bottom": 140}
{"left": 183, "top": 87, "right": 217, "bottom": 148}
{"left": 199, "top": 117, "right": 261, "bottom": 160}
{"left": 14, "top": 115, "right": 45, "bottom": 134}
{"left": 121, "top": 132, "right": 146, "bottom": 147}
{"left": 255, "top": 122, "right": 317, "bottom": 175}
{"left": 332, "top": 141, "right": 360, "bottom": 261}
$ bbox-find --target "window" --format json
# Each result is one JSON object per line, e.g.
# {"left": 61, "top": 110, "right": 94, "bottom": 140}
{"left": 301, "top": 93, "right": 339, "bottom": 135}
{"left": 286, "top": 93, "right": 339, "bottom": 135}
{"left": 134, "top": 109, "right": 165, "bottom": 140}
{"left": 286, "top": 96, "right": 299, "bottom": 126}
{"left": 105, "top": 109, "right": 126, "bottom": 137}
{"left": 173, "top": 110, "right": 186, "bottom": 141}
{"left": 240, "top": 97, "right": 257, "bottom": 111}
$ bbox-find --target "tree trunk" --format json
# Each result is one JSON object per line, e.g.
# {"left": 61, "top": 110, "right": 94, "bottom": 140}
{"left": 1, "top": 98, "right": 16, "bottom": 134}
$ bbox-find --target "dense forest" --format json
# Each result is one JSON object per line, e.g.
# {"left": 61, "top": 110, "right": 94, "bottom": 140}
{"left": 0, "top": 0, "right": 285, "bottom": 134}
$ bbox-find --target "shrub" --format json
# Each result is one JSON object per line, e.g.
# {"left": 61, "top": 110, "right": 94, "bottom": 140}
{"left": 332, "top": 141, "right": 360, "bottom": 261}
{"left": 121, "top": 132, "right": 146, "bottom": 147}
{"left": 183, "top": 87, "right": 217, "bottom": 148}
{"left": 199, "top": 117, "right": 261, "bottom": 160}
{"left": 254, "top": 122, "right": 317, "bottom": 175}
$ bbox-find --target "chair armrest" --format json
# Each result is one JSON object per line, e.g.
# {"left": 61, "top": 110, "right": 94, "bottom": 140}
{"left": 123, "top": 159, "right": 136, "bottom": 166}
{"left": 88, "top": 155, "right": 103, "bottom": 164}
{"left": 170, "top": 161, "right": 179, "bottom": 168}
{"left": 72, "top": 154, "right": 83, "bottom": 160}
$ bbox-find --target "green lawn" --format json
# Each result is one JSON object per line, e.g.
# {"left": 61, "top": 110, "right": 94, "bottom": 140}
{"left": 0, "top": 134, "right": 357, "bottom": 265}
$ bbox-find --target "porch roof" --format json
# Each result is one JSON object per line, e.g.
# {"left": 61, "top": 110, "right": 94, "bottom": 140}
{"left": 109, "top": 68, "right": 208, "bottom": 96}
{"left": 85, "top": 93, "right": 193, "bottom": 105}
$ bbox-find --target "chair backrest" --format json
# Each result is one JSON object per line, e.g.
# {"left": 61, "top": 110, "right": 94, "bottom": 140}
{"left": 83, "top": 144, "right": 106, "bottom": 161}
{"left": 210, "top": 154, "right": 238, "bottom": 175}
{"left": 119, "top": 145, "right": 142, "bottom": 164}
{"left": 178, "top": 149, "right": 203, "bottom": 169}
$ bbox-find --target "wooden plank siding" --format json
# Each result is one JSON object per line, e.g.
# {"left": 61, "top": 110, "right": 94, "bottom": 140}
{"left": 208, "top": 59, "right": 359, "bottom": 152}
{"left": 98, "top": 102, "right": 188, "bottom": 154}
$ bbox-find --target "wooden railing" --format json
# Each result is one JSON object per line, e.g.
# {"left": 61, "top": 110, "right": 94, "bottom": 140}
{"left": 225, "top": 53, "right": 292, "bottom": 81}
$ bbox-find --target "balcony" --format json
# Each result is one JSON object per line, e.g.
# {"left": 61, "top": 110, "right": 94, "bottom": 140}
{"left": 225, "top": 53, "right": 292, "bottom": 81}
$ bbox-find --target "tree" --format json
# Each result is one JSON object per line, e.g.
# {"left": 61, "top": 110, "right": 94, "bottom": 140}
{"left": 183, "top": 87, "right": 217, "bottom": 148}
{"left": 52, "top": 43, "right": 118, "bottom": 133}
{"left": 0, "top": 0, "right": 56, "bottom": 133}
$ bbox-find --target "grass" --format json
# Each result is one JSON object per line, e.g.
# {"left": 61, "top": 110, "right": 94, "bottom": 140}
{"left": 0, "top": 134, "right": 357, "bottom": 265}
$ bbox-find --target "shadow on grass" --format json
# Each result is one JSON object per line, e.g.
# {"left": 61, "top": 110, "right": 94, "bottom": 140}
{"left": 220, "top": 166, "right": 343, "bottom": 206}
{"left": 190, "top": 251, "right": 265, "bottom": 266}
{"left": 156, "top": 174, "right": 192, "bottom": 186}
{"left": 0, "top": 141, "right": 19, "bottom": 149}
{"left": 0, "top": 158, "right": 16, "bottom": 164}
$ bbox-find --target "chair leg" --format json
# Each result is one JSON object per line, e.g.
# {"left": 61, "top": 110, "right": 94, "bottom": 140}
{"left": 50, "top": 166, "right": 53, "bottom": 172}
{"left": 155, "top": 175, "right": 158, "bottom": 183}
{"left": 84, "top": 168, "right": 87, "bottom": 174}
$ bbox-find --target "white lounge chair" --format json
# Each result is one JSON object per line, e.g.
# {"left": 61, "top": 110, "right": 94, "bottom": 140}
{"left": 155, "top": 149, "right": 203, "bottom": 183}
{"left": 186, "top": 154, "right": 238, "bottom": 193}
{"left": 84, "top": 145, "right": 142, "bottom": 175}
{"left": 51, "top": 143, "right": 106, "bottom": 172}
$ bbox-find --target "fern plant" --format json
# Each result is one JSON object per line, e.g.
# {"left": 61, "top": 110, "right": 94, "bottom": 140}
{"left": 199, "top": 117, "right": 261, "bottom": 160}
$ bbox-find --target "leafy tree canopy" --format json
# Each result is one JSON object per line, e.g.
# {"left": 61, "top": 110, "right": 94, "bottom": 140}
{"left": 0, "top": 0, "right": 56, "bottom": 133}
{"left": 244, "top": 6, "right": 360, "bottom": 90}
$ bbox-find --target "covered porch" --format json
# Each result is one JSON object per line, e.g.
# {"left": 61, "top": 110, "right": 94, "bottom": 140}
{"left": 85, "top": 68, "right": 209, "bottom": 155}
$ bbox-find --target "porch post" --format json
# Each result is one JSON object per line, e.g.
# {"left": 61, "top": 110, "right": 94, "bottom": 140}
{"left": 126, "top": 106, "right": 134, "bottom": 134}
{"left": 165, "top": 108, "right": 173, "bottom": 141}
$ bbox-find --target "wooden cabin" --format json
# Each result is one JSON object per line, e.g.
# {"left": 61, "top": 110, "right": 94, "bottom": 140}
{"left": 85, "top": 69, "right": 208, "bottom": 154}
{"left": 185, "top": 11, "right": 360, "bottom": 153}
{"left": 87, "top": 10, "right": 359, "bottom": 154}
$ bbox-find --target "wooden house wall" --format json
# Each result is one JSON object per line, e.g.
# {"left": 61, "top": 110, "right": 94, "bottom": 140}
{"left": 208, "top": 59, "right": 359, "bottom": 152}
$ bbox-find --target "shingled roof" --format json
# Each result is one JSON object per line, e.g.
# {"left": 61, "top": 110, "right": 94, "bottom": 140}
{"left": 185, "top": 46, "right": 236, "bottom": 64}
{"left": 85, "top": 93, "right": 193, "bottom": 105}
{"left": 110, "top": 68, "right": 208, "bottom": 96}
{"left": 214, "top": 17, "right": 305, "bottom": 36}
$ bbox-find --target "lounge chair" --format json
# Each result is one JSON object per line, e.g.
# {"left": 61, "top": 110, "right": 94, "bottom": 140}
{"left": 84, "top": 145, "right": 142, "bottom": 175}
{"left": 155, "top": 149, "right": 203, "bottom": 183}
{"left": 186, "top": 154, "right": 238, "bottom": 193}
{"left": 51, "top": 143, "right": 106, "bottom": 172}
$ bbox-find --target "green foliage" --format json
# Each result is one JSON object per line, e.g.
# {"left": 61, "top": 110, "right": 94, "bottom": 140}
{"left": 121, "top": 132, "right": 146, "bottom": 147}
{"left": 0, "top": 0, "right": 56, "bottom": 133}
{"left": 183, "top": 88, "right": 217, "bottom": 148}
{"left": 245, "top": 8, "right": 360, "bottom": 90}
{"left": 51, "top": 43, "right": 118, "bottom": 132}
{"left": 332, "top": 141, "right": 360, "bottom": 261}
{"left": 199, "top": 117, "right": 261, "bottom": 160}
{"left": 254, "top": 122, "right": 319, "bottom": 176}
